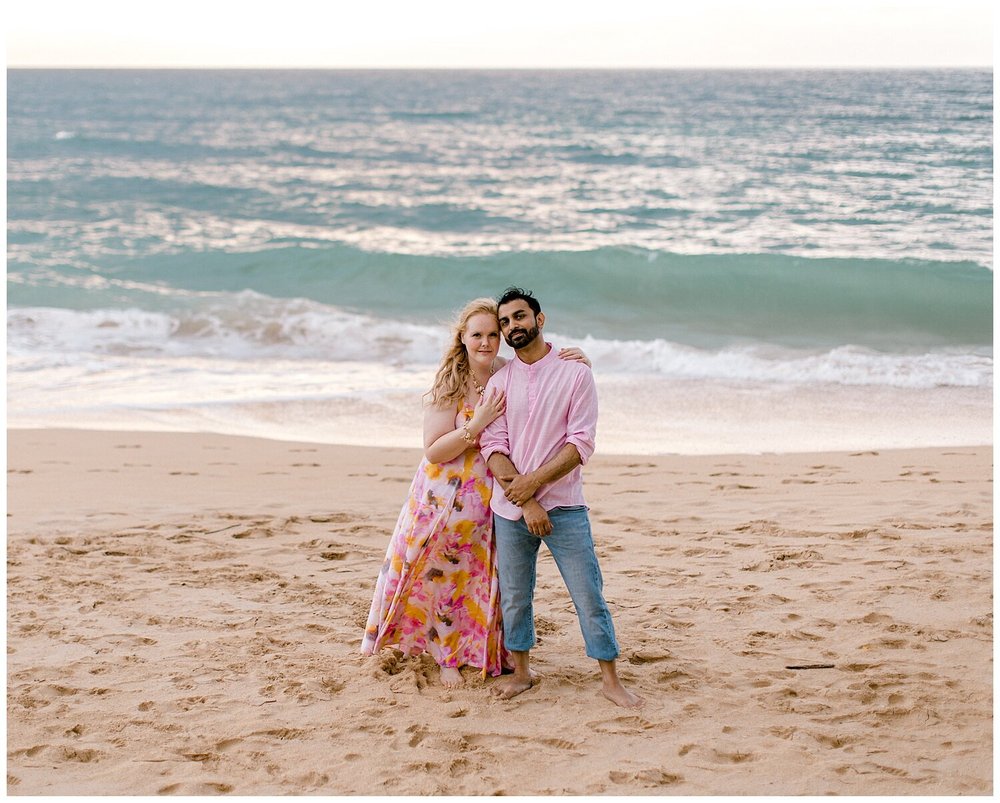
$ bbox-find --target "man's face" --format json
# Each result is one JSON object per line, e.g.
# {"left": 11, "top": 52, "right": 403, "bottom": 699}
{"left": 498, "top": 299, "right": 542, "bottom": 350}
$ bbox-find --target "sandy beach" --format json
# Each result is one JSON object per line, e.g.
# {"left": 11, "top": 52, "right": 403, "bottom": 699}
{"left": 5, "top": 428, "right": 992, "bottom": 795}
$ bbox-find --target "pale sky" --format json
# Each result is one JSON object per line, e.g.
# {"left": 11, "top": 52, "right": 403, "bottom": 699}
{"left": 5, "top": 0, "right": 994, "bottom": 68}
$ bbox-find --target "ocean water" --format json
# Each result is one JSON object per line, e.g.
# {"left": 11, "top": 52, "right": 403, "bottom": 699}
{"left": 7, "top": 69, "right": 993, "bottom": 453}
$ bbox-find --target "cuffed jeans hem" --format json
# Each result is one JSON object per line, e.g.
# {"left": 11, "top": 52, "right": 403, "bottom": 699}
{"left": 585, "top": 646, "right": 620, "bottom": 662}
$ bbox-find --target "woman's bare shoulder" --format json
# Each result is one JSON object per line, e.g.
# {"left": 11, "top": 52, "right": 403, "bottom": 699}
{"left": 424, "top": 395, "right": 459, "bottom": 413}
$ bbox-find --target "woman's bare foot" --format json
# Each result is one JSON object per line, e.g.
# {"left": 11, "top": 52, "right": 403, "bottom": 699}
{"left": 440, "top": 666, "right": 464, "bottom": 688}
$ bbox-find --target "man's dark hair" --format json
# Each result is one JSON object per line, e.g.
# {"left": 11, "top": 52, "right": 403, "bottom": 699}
{"left": 497, "top": 286, "right": 541, "bottom": 315}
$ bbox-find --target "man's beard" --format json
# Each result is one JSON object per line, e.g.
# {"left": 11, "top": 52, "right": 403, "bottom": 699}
{"left": 505, "top": 324, "right": 540, "bottom": 349}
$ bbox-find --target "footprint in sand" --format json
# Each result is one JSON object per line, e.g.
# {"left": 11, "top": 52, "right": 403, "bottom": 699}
{"left": 159, "top": 782, "right": 234, "bottom": 795}
{"left": 309, "top": 512, "right": 354, "bottom": 523}
{"left": 850, "top": 761, "right": 909, "bottom": 778}
{"left": 536, "top": 737, "right": 584, "bottom": 755}
{"left": 358, "top": 722, "right": 396, "bottom": 736}
{"left": 862, "top": 637, "right": 908, "bottom": 650}
{"left": 587, "top": 714, "right": 656, "bottom": 734}
{"left": 231, "top": 527, "right": 275, "bottom": 540}
{"left": 609, "top": 769, "right": 682, "bottom": 787}
{"left": 293, "top": 771, "right": 331, "bottom": 788}
{"left": 406, "top": 723, "right": 429, "bottom": 747}
{"left": 447, "top": 757, "right": 478, "bottom": 777}
{"left": 11, "top": 744, "right": 48, "bottom": 759}
{"left": 534, "top": 616, "right": 561, "bottom": 636}
{"left": 710, "top": 748, "right": 755, "bottom": 764}
{"left": 806, "top": 731, "right": 858, "bottom": 750}
{"left": 58, "top": 746, "right": 106, "bottom": 763}
{"left": 250, "top": 727, "right": 309, "bottom": 741}
{"left": 627, "top": 650, "right": 671, "bottom": 665}
{"left": 319, "top": 677, "right": 346, "bottom": 695}
{"left": 658, "top": 668, "right": 695, "bottom": 687}
{"left": 319, "top": 550, "right": 351, "bottom": 561}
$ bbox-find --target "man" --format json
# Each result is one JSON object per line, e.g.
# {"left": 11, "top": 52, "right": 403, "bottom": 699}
{"left": 479, "top": 287, "right": 643, "bottom": 708}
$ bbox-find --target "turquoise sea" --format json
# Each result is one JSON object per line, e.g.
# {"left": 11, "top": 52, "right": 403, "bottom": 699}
{"left": 6, "top": 69, "right": 992, "bottom": 453}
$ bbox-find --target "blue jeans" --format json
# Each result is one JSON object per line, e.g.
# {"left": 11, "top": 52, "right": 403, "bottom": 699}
{"left": 493, "top": 505, "right": 619, "bottom": 661}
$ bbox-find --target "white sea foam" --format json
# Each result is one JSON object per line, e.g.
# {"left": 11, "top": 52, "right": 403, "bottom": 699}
{"left": 7, "top": 298, "right": 444, "bottom": 364}
{"left": 8, "top": 302, "right": 991, "bottom": 454}
{"left": 578, "top": 336, "right": 993, "bottom": 389}
{"left": 8, "top": 301, "right": 992, "bottom": 390}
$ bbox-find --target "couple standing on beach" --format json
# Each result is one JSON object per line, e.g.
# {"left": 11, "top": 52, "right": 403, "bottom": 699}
{"left": 361, "top": 287, "right": 643, "bottom": 709}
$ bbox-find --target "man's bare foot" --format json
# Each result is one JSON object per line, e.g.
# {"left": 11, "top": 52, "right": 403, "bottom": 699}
{"left": 491, "top": 674, "right": 533, "bottom": 699}
{"left": 602, "top": 680, "right": 644, "bottom": 709}
{"left": 597, "top": 658, "right": 644, "bottom": 709}
{"left": 440, "top": 666, "right": 464, "bottom": 688}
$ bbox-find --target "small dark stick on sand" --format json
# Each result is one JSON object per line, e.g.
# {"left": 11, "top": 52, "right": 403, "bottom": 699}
{"left": 786, "top": 663, "right": 836, "bottom": 670}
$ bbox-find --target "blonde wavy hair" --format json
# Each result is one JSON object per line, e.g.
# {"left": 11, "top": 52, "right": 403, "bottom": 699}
{"left": 426, "top": 297, "right": 498, "bottom": 408}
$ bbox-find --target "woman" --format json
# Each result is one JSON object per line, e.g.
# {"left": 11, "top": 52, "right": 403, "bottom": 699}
{"left": 360, "top": 297, "right": 589, "bottom": 688}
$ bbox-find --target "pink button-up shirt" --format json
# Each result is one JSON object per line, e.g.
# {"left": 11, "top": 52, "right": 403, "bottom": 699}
{"left": 480, "top": 343, "right": 598, "bottom": 521}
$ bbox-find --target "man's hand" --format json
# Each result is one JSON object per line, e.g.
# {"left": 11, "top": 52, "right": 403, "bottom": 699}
{"left": 522, "top": 499, "right": 552, "bottom": 537}
{"left": 500, "top": 472, "right": 541, "bottom": 507}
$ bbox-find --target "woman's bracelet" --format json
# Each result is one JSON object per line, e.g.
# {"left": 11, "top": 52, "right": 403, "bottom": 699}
{"left": 461, "top": 422, "right": 476, "bottom": 445}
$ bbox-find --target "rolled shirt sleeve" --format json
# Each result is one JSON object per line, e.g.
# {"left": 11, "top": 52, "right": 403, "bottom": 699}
{"left": 478, "top": 373, "right": 509, "bottom": 464}
{"left": 564, "top": 368, "right": 598, "bottom": 465}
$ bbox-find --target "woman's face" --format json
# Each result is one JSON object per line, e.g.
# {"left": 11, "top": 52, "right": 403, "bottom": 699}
{"left": 461, "top": 312, "right": 501, "bottom": 369}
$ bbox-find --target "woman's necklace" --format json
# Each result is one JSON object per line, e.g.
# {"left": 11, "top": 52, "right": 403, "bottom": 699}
{"left": 471, "top": 363, "right": 494, "bottom": 398}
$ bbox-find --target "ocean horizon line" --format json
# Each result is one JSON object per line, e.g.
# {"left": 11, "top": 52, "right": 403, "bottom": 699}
{"left": 7, "top": 65, "right": 992, "bottom": 72}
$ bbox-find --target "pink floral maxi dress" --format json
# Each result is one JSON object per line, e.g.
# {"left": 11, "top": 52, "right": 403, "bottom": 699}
{"left": 361, "top": 405, "right": 510, "bottom": 677}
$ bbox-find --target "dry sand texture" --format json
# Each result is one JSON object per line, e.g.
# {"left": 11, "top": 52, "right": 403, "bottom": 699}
{"left": 6, "top": 429, "right": 993, "bottom": 795}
